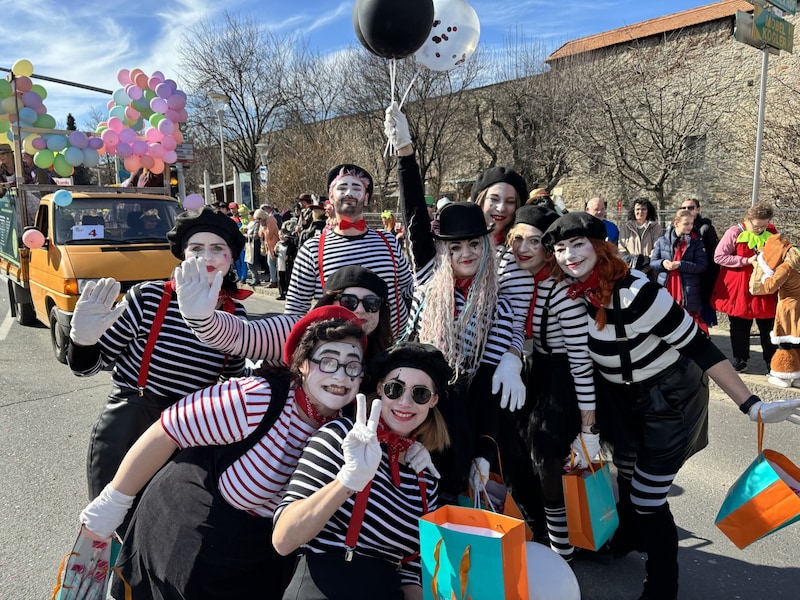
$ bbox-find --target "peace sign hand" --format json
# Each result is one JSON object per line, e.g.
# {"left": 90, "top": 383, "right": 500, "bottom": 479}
{"left": 336, "top": 394, "right": 382, "bottom": 492}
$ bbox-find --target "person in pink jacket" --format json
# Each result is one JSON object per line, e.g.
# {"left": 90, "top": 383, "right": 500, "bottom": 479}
{"left": 711, "top": 202, "right": 778, "bottom": 373}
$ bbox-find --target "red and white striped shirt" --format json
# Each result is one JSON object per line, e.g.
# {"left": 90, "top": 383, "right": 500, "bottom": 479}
{"left": 161, "top": 377, "right": 317, "bottom": 518}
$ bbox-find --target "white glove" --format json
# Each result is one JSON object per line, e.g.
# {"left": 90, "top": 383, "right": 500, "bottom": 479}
{"left": 491, "top": 353, "right": 526, "bottom": 412}
{"left": 469, "top": 457, "right": 490, "bottom": 493}
{"left": 174, "top": 257, "right": 223, "bottom": 321}
{"left": 749, "top": 398, "right": 800, "bottom": 424}
{"left": 405, "top": 441, "right": 441, "bottom": 479}
{"left": 69, "top": 278, "right": 127, "bottom": 346}
{"left": 79, "top": 484, "right": 135, "bottom": 539}
{"left": 383, "top": 101, "right": 412, "bottom": 150}
{"left": 337, "top": 394, "right": 382, "bottom": 492}
{"left": 570, "top": 433, "right": 602, "bottom": 469}
{"left": 757, "top": 252, "right": 775, "bottom": 283}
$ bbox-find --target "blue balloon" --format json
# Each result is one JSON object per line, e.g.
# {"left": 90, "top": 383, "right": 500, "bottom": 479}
{"left": 53, "top": 189, "right": 73, "bottom": 207}
{"left": 64, "top": 147, "right": 84, "bottom": 167}
{"left": 46, "top": 134, "right": 67, "bottom": 152}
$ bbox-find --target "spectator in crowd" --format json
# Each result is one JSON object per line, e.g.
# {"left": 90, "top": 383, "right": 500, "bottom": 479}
{"left": 679, "top": 198, "right": 720, "bottom": 327}
{"left": 67, "top": 207, "right": 249, "bottom": 536}
{"left": 259, "top": 206, "right": 280, "bottom": 288}
{"left": 245, "top": 209, "right": 263, "bottom": 286}
{"left": 298, "top": 199, "right": 328, "bottom": 246}
{"left": 650, "top": 209, "right": 709, "bottom": 333}
{"left": 275, "top": 227, "right": 297, "bottom": 301}
{"left": 136, "top": 168, "right": 164, "bottom": 188}
{"left": 543, "top": 211, "right": 800, "bottom": 600}
{"left": 273, "top": 342, "right": 451, "bottom": 600}
{"left": 585, "top": 196, "right": 619, "bottom": 244}
{"left": 527, "top": 187, "right": 556, "bottom": 211}
{"left": 381, "top": 210, "right": 397, "bottom": 235}
{"left": 78, "top": 306, "right": 366, "bottom": 600}
{"left": 618, "top": 198, "right": 663, "bottom": 274}
{"left": 711, "top": 201, "right": 778, "bottom": 373}
{"left": 425, "top": 194, "right": 436, "bottom": 219}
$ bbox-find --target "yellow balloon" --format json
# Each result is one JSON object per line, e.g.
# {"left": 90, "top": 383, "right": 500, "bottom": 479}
{"left": 23, "top": 135, "right": 39, "bottom": 154}
{"left": 12, "top": 59, "right": 34, "bottom": 77}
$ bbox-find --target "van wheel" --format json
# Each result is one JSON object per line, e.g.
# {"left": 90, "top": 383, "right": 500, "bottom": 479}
{"left": 11, "top": 284, "right": 36, "bottom": 326}
{"left": 50, "top": 306, "right": 68, "bottom": 364}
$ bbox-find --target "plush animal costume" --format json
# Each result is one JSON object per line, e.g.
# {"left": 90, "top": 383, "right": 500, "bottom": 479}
{"left": 757, "top": 234, "right": 800, "bottom": 388}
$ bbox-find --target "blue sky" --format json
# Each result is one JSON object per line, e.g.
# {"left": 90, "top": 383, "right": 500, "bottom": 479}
{"left": 1, "top": 0, "right": 717, "bottom": 129}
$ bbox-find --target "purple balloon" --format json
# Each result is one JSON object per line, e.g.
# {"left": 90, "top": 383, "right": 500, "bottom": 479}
{"left": 132, "top": 140, "right": 148, "bottom": 156}
{"left": 157, "top": 119, "right": 174, "bottom": 136}
{"left": 126, "top": 84, "right": 143, "bottom": 101}
{"left": 166, "top": 93, "right": 186, "bottom": 110}
{"left": 31, "top": 137, "right": 47, "bottom": 151}
{"left": 68, "top": 131, "right": 89, "bottom": 149}
{"left": 155, "top": 82, "right": 172, "bottom": 99}
{"left": 162, "top": 149, "right": 177, "bottom": 164}
{"left": 118, "top": 128, "right": 137, "bottom": 144}
{"left": 88, "top": 137, "right": 104, "bottom": 150}
{"left": 165, "top": 109, "right": 180, "bottom": 123}
{"left": 22, "top": 90, "right": 43, "bottom": 108}
{"left": 116, "top": 142, "right": 133, "bottom": 158}
{"left": 150, "top": 97, "right": 168, "bottom": 114}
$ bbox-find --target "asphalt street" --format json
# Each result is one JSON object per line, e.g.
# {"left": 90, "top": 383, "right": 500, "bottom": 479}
{"left": 0, "top": 284, "right": 798, "bottom": 599}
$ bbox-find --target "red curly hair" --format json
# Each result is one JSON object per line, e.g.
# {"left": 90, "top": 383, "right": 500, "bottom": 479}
{"left": 553, "top": 239, "right": 628, "bottom": 329}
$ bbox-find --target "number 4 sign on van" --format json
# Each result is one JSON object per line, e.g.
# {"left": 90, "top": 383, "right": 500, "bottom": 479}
{"left": 72, "top": 225, "right": 104, "bottom": 240}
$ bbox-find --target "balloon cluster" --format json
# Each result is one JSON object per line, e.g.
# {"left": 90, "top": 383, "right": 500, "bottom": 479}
{"left": 95, "top": 68, "right": 188, "bottom": 176}
{"left": 0, "top": 59, "right": 103, "bottom": 177}
{"left": 353, "top": 0, "right": 480, "bottom": 71}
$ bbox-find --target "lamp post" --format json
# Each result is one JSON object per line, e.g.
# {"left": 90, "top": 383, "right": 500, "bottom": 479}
{"left": 209, "top": 92, "right": 230, "bottom": 206}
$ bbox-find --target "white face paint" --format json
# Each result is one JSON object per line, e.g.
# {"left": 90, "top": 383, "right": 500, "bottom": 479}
{"left": 511, "top": 224, "right": 547, "bottom": 274}
{"left": 480, "top": 182, "right": 518, "bottom": 235}
{"left": 553, "top": 236, "right": 598, "bottom": 282}
{"left": 183, "top": 232, "right": 232, "bottom": 285}
{"left": 332, "top": 176, "right": 367, "bottom": 219}
{"left": 299, "top": 339, "right": 364, "bottom": 414}
{"left": 448, "top": 238, "right": 485, "bottom": 279}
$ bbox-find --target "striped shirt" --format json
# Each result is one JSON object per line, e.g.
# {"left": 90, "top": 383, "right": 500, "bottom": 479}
{"left": 528, "top": 277, "right": 596, "bottom": 411}
{"left": 182, "top": 312, "right": 298, "bottom": 362}
{"left": 497, "top": 247, "right": 535, "bottom": 354}
{"left": 161, "top": 377, "right": 317, "bottom": 518}
{"left": 275, "top": 418, "right": 438, "bottom": 587}
{"left": 69, "top": 280, "right": 247, "bottom": 398}
{"left": 586, "top": 272, "right": 724, "bottom": 384}
{"left": 284, "top": 228, "right": 416, "bottom": 339}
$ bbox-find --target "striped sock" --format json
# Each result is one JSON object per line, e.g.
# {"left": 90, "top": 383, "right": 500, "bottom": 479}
{"left": 544, "top": 505, "right": 573, "bottom": 562}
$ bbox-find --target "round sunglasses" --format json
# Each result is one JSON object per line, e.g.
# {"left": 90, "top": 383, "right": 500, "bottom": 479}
{"left": 336, "top": 293, "right": 383, "bottom": 313}
{"left": 381, "top": 381, "right": 434, "bottom": 405}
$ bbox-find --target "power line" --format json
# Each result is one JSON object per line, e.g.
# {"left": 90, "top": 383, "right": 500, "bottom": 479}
{"left": 1, "top": 68, "right": 112, "bottom": 95}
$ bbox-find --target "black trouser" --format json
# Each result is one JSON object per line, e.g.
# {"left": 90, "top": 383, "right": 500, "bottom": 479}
{"left": 728, "top": 315, "right": 776, "bottom": 364}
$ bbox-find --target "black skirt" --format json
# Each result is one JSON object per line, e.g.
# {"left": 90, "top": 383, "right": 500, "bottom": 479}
{"left": 110, "top": 448, "right": 296, "bottom": 600}
{"left": 283, "top": 552, "right": 405, "bottom": 600}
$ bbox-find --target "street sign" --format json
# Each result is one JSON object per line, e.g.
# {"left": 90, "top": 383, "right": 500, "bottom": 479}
{"left": 259, "top": 165, "right": 268, "bottom": 184}
{"left": 746, "top": 0, "right": 797, "bottom": 16}
{"left": 753, "top": 5, "right": 795, "bottom": 52}
{"left": 734, "top": 10, "right": 780, "bottom": 53}
{"left": 174, "top": 143, "right": 195, "bottom": 163}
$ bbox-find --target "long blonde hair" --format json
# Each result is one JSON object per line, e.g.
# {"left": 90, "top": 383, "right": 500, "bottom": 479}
{"left": 414, "top": 237, "right": 499, "bottom": 383}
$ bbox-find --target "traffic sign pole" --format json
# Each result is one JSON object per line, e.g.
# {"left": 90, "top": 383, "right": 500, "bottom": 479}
{"left": 752, "top": 48, "right": 769, "bottom": 206}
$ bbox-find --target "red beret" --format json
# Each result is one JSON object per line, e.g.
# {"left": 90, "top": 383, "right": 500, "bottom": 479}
{"left": 283, "top": 305, "right": 367, "bottom": 365}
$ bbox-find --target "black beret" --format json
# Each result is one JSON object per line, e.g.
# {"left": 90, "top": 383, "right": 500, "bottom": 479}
{"left": 542, "top": 212, "right": 607, "bottom": 252}
{"left": 325, "top": 265, "right": 389, "bottom": 299}
{"left": 167, "top": 206, "right": 244, "bottom": 259}
{"left": 513, "top": 205, "right": 559, "bottom": 233}
{"left": 470, "top": 166, "right": 528, "bottom": 205}
{"left": 370, "top": 342, "right": 454, "bottom": 400}
{"left": 326, "top": 163, "right": 374, "bottom": 197}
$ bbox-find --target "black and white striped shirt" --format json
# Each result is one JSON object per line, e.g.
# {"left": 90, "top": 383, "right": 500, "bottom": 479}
{"left": 284, "top": 229, "right": 417, "bottom": 339}
{"left": 586, "top": 272, "right": 724, "bottom": 384}
{"left": 275, "top": 418, "right": 438, "bottom": 588}
{"left": 529, "top": 277, "right": 596, "bottom": 411}
{"left": 497, "top": 248, "right": 535, "bottom": 354}
{"left": 69, "top": 281, "right": 247, "bottom": 398}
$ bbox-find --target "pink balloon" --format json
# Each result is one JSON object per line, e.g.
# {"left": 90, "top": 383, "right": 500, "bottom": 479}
{"left": 166, "top": 92, "right": 186, "bottom": 110}
{"left": 100, "top": 129, "right": 120, "bottom": 146}
{"left": 175, "top": 108, "right": 188, "bottom": 123}
{"left": 152, "top": 70, "right": 165, "bottom": 80}
{"left": 117, "top": 68, "right": 131, "bottom": 86}
{"left": 132, "top": 140, "right": 148, "bottom": 156}
{"left": 126, "top": 84, "right": 143, "bottom": 101}
{"left": 165, "top": 109, "right": 180, "bottom": 123}
{"left": 157, "top": 119, "right": 174, "bottom": 136}
{"left": 124, "top": 155, "right": 141, "bottom": 172}
{"left": 183, "top": 194, "right": 204, "bottom": 209}
{"left": 31, "top": 137, "right": 47, "bottom": 150}
{"left": 159, "top": 135, "right": 176, "bottom": 151}
{"left": 141, "top": 154, "right": 155, "bottom": 169}
{"left": 147, "top": 75, "right": 164, "bottom": 90}
{"left": 150, "top": 157, "right": 165, "bottom": 174}
{"left": 148, "top": 142, "right": 165, "bottom": 158}
{"left": 107, "top": 99, "right": 116, "bottom": 110}
{"left": 14, "top": 76, "right": 33, "bottom": 93}
{"left": 34, "top": 104, "right": 47, "bottom": 115}
{"left": 145, "top": 127, "right": 163, "bottom": 143}
{"left": 22, "top": 228, "right": 45, "bottom": 249}
{"left": 173, "top": 129, "right": 184, "bottom": 144}
{"left": 125, "top": 106, "right": 141, "bottom": 121}
{"left": 129, "top": 68, "right": 144, "bottom": 81}
{"left": 134, "top": 72, "right": 149, "bottom": 89}
{"left": 150, "top": 97, "right": 168, "bottom": 114}
{"left": 162, "top": 149, "right": 177, "bottom": 164}
{"left": 118, "top": 128, "right": 137, "bottom": 144}
{"left": 116, "top": 142, "right": 133, "bottom": 158}
{"left": 108, "top": 116, "right": 124, "bottom": 133}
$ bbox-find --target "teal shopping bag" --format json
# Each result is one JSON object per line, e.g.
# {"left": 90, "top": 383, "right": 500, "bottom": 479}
{"left": 419, "top": 505, "right": 528, "bottom": 600}
{"left": 715, "top": 421, "right": 800, "bottom": 549}
{"left": 562, "top": 460, "right": 619, "bottom": 551}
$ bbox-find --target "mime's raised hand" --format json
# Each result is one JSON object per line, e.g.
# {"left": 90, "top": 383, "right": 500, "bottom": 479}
{"left": 174, "top": 256, "right": 223, "bottom": 320}
{"left": 69, "top": 278, "right": 127, "bottom": 346}
{"left": 336, "top": 394, "right": 382, "bottom": 492}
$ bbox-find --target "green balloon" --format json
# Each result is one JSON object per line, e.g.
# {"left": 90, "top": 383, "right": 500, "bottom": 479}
{"left": 143, "top": 89, "right": 156, "bottom": 101}
{"left": 53, "top": 153, "right": 73, "bottom": 177}
{"left": 30, "top": 84, "right": 47, "bottom": 100}
{"left": 34, "top": 114, "right": 56, "bottom": 129}
{"left": 0, "top": 80, "right": 11, "bottom": 99}
{"left": 0, "top": 120, "right": 9, "bottom": 134}
{"left": 34, "top": 149, "right": 55, "bottom": 169}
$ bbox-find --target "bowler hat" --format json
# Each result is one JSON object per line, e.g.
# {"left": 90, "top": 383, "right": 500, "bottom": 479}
{"left": 167, "top": 206, "right": 244, "bottom": 259}
{"left": 327, "top": 163, "right": 374, "bottom": 197}
{"left": 542, "top": 212, "right": 607, "bottom": 252}
{"left": 433, "top": 202, "right": 494, "bottom": 241}
{"left": 470, "top": 167, "right": 528, "bottom": 205}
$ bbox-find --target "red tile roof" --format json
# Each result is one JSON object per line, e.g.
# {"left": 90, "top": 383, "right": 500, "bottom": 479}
{"left": 548, "top": 0, "right": 754, "bottom": 61}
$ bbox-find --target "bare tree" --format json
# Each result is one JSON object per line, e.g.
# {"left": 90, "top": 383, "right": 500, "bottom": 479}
{"left": 762, "top": 76, "right": 800, "bottom": 209}
{"left": 177, "top": 12, "right": 303, "bottom": 203}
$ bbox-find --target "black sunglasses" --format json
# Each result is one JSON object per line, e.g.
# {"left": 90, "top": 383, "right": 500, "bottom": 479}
{"left": 680, "top": 205, "right": 697, "bottom": 210}
{"left": 381, "top": 381, "right": 434, "bottom": 405}
{"left": 336, "top": 293, "right": 383, "bottom": 313}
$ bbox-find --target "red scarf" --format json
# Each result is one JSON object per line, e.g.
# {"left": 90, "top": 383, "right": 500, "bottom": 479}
{"left": 338, "top": 218, "right": 367, "bottom": 232}
{"left": 377, "top": 420, "right": 415, "bottom": 486}
{"left": 219, "top": 288, "right": 253, "bottom": 313}
{"left": 665, "top": 235, "right": 689, "bottom": 306}
{"left": 525, "top": 267, "right": 551, "bottom": 339}
{"left": 454, "top": 277, "right": 473, "bottom": 298}
{"left": 294, "top": 386, "right": 338, "bottom": 427}
{"left": 566, "top": 268, "right": 603, "bottom": 308}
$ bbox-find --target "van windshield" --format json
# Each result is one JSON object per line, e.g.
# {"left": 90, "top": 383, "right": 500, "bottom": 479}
{"left": 54, "top": 199, "right": 177, "bottom": 244}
